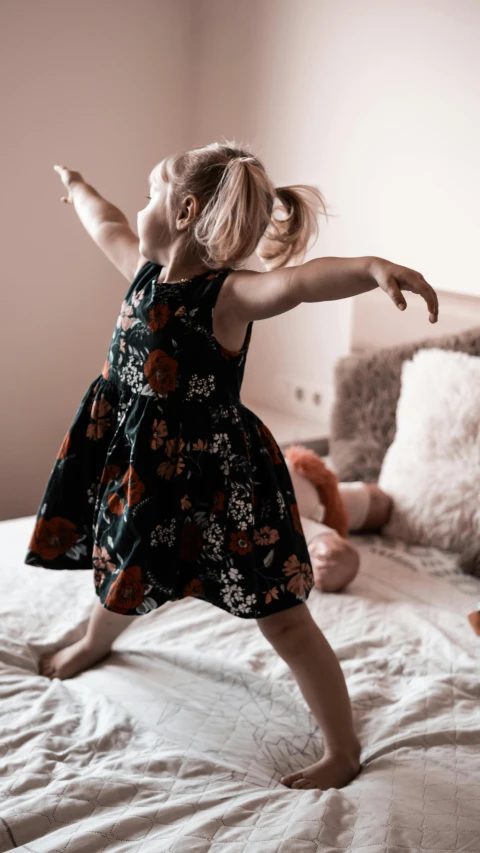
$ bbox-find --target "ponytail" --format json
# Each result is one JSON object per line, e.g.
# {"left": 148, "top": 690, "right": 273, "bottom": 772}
{"left": 256, "top": 184, "right": 329, "bottom": 271}
{"left": 156, "top": 140, "right": 329, "bottom": 271}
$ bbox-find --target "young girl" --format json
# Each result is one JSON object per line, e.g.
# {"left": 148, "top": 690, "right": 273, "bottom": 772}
{"left": 25, "top": 141, "right": 438, "bottom": 792}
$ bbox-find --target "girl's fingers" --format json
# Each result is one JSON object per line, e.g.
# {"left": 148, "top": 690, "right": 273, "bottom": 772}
{"left": 397, "top": 269, "right": 438, "bottom": 322}
{"left": 419, "top": 280, "right": 438, "bottom": 322}
{"left": 428, "top": 281, "right": 439, "bottom": 319}
{"left": 375, "top": 261, "right": 439, "bottom": 323}
{"left": 384, "top": 276, "right": 406, "bottom": 309}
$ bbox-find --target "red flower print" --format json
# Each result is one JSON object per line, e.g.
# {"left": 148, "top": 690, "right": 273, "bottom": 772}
{"left": 150, "top": 418, "right": 168, "bottom": 450}
{"left": 107, "top": 492, "right": 125, "bottom": 515}
{"left": 264, "top": 586, "right": 280, "bottom": 605}
{"left": 289, "top": 502, "right": 305, "bottom": 535}
{"left": 56, "top": 430, "right": 73, "bottom": 460}
{"left": 116, "top": 300, "right": 134, "bottom": 332}
{"left": 101, "top": 464, "right": 122, "bottom": 485}
{"left": 174, "top": 306, "right": 187, "bottom": 316}
{"left": 192, "top": 438, "right": 208, "bottom": 451}
{"left": 253, "top": 526, "right": 280, "bottom": 546}
{"left": 92, "top": 544, "right": 117, "bottom": 573}
{"left": 28, "top": 516, "right": 79, "bottom": 560}
{"left": 105, "top": 565, "right": 148, "bottom": 613}
{"left": 211, "top": 490, "right": 225, "bottom": 512}
{"left": 157, "top": 436, "right": 186, "bottom": 480}
{"left": 87, "top": 395, "right": 114, "bottom": 440}
{"left": 148, "top": 303, "right": 170, "bottom": 332}
{"left": 258, "top": 423, "right": 282, "bottom": 464}
{"left": 144, "top": 349, "right": 179, "bottom": 394}
{"left": 121, "top": 466, "right": 146, "bottom": 507}
{"left": 229, "top": 531, "right": 253, "bottom": 555}
{"left": 180, "top": 494, "right": 192, "bottom": 510}
{"left": 282, "top": 554, "right": 314, "bottom": 596}
{"left": 183, "top": 578, "right": 205, "bottom": 597}
{"left": 179, "top": 523, "right": 203, "bottom": 561}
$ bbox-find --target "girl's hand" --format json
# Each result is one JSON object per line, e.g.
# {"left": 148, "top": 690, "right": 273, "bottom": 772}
{"left": 368, "top": 258, "right": 439, "bottom": 323}
{"left": 53, "top": 164, "right": 85, "bottom": 204}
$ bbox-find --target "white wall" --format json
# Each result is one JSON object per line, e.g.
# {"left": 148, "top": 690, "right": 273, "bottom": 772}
{"left": 193, "top": 0, "right": 480, "bottom": 425}
{"left": 192, "top": 0, "right": 355, "bottom": 422}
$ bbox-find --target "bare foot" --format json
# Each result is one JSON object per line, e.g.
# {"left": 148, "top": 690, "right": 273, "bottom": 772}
{"left": 281, "top": 752, "right": 362, "bottom": 790}
{"left": 39, "top": 638, "right": 112, "bottom": 680}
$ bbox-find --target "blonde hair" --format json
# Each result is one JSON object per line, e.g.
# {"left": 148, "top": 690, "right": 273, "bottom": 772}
{"left": 150, "top": 138, "right": 329, "bottom": 272}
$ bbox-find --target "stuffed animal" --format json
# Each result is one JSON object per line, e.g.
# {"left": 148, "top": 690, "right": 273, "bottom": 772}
{"left": 284, "top": 444, "right": 349, "bottom": 538}
{"left": 286, "top": 444, "right": 480, "bottom": 635}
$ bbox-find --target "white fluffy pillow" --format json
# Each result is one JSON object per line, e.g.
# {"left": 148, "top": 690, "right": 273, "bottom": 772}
{"left": 378, "top": 348, "right": 480, "bottom": 554}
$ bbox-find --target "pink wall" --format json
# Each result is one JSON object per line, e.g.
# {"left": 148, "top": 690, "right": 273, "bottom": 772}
{"left": 1, "top": 0, "right": 194, "bottom": 519}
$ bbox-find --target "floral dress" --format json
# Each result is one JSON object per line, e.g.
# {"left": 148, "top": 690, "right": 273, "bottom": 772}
{"left": 24, "top": 261, "right": 314, "bottom": 618}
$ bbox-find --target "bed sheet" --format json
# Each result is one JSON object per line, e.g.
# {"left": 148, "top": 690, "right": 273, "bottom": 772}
{"left": 1, "top": 514, "right": 479, "bottom": 852}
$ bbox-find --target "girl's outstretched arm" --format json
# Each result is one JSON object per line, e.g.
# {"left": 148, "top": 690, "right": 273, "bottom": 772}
{"left": 53, "top": 165, "right": 144, "bottom": 281}
{"left": 225, "top": 256, "right": 439, "bottom": 325}
{"left": 294, "top": 256, "right": 438, "bottom": 323}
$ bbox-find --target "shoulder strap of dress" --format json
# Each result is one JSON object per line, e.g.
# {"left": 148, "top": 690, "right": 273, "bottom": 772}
{"left": 193, "top": 267, "right": 232, "bottom": 312}
{"left": 125, "top": 260, "right": 158, "bottom": 302}
{"left": 196, "top": 268, "right": 254, "bottom": 356}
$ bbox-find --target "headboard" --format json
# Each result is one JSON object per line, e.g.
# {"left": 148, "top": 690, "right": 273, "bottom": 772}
{"left": 351, "top": 288, "right": 480, "bottom": 354}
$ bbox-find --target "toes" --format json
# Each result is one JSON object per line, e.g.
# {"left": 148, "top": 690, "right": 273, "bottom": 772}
{"left": 291, "top": 777, "right": 307, "bottom": 789}
{"left": 280, "top": 770, "right": 303, "bottom": 786}
{"left": 39, "top": 655, "right": 56, "bottom": 678}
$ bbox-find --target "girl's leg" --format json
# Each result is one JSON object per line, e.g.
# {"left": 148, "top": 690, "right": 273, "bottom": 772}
{"left": 39, "top": 597, "right": 140, "bottom": 681}
{"left": 257, "top": 602, "right": 361, "bottom": 790}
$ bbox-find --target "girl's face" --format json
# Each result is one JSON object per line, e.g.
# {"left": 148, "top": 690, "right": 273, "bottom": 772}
{"left": 137, "top": 170, "right": 171, "bottom": 259}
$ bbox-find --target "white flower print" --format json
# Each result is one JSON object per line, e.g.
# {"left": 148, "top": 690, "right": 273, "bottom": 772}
{"left": 186, "top": 373, "right": 216, "bottom": 400}
{"left": 276, "top": 489, "right": 287, "bottom": 519}
{"left": 209, "top": 432, "right": 232, "bottom": 457}
{"left": 120, "top": 353, "right": 146, "bottom": 393}
{"left": 151, "top": 518, "right": 177, "bottom": 548}
{"left": 201, "top": 518, "right": 225, "bottom": 562}
{"left": 226, "top": 482, "right": 254, "bottom": 530}
{"left": 220, "top": 570, "right": 256, "bottom": 614}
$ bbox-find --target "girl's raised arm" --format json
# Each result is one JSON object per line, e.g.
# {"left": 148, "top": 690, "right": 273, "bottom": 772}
{"left": 53, "top": 165, "right": 146, "bottom": 282}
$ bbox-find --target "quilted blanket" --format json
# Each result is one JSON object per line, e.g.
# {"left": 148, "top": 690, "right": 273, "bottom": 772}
{"left": 1, "top": 515, "right": 480, "bottom": 852}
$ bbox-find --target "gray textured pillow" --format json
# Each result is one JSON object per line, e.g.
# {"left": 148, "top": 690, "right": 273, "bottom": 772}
{"left": 329, "top": 325, "right": 480, "bottom": 483}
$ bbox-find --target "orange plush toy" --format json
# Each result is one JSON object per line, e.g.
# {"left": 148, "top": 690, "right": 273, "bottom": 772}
{"left": 284, "top": 444, "right": 349, "bottom": 539}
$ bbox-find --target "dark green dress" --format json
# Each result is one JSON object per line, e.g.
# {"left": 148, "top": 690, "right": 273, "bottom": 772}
{"left": 25, "top": 262, "right": 314, "bottom": 617}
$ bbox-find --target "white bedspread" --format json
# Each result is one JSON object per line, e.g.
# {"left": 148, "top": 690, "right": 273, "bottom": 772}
{"left": 1, "top": 514, "right": 480, "bottom": 852}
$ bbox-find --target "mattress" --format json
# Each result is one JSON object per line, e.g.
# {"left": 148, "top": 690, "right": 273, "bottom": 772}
{"left": 1, "top": 514, "right": 479, "bottom": 852}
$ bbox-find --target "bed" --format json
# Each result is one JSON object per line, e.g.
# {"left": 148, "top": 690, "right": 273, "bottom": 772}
{"left": 1, "top": 287, "right": 480, "bottom": 852}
